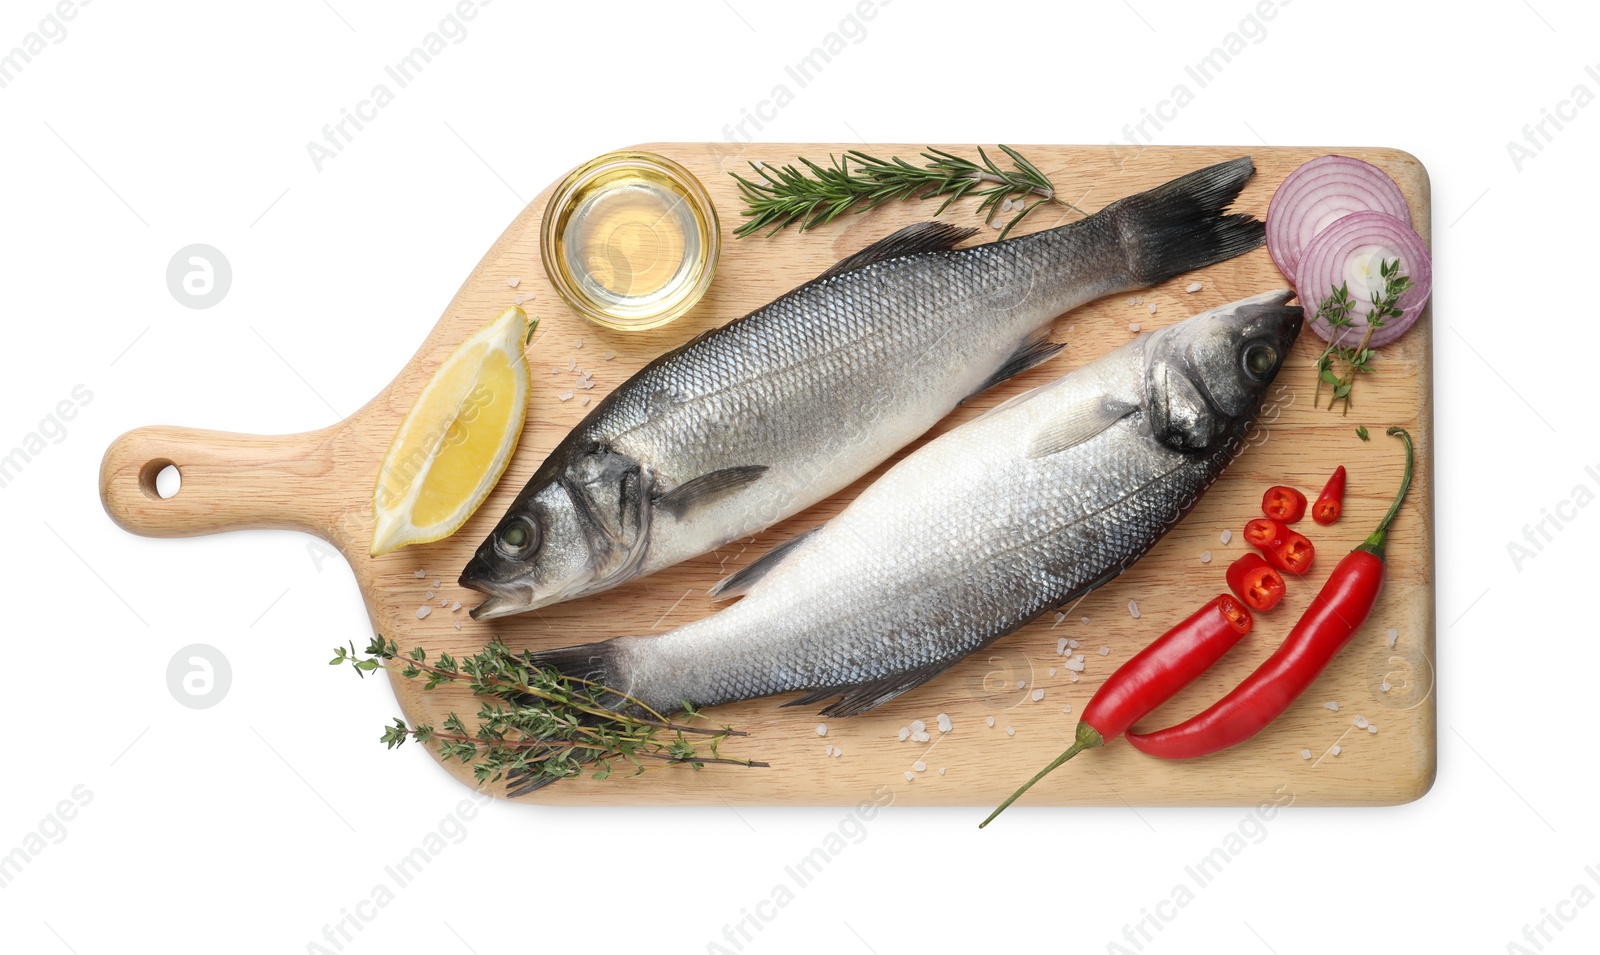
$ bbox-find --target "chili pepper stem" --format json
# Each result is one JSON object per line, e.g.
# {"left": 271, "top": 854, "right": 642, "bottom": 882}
{"left": 1358, "top": 427, "right": 1414, "bottom": 557}
{"left": 979, "top": 722, "right": 1105, "bottom": 828}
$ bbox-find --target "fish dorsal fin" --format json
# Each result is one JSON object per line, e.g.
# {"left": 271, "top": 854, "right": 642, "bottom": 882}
{"left": 966, "top": 330, "right": 1067, "bottom": 402}
{"left": 708, "top": 526, "right": 823, "bottom": 600}
{"left": 813, "top": 221, "right": 979, "bottom": 283}
{"left": 781, "top": 658, "right": 957, "bottom": 717}
{"left": 1027, "top": 397, "right": 1133, "bottom": 459}
{"left": 656, "top": 465, "right": 769, "bottom": 520}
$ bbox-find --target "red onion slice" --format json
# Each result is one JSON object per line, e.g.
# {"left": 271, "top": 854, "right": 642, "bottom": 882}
{"left": 1296, "top": 211, "right": 1431, "bottom": 348}
{"left": 1266, "top": 155, "right": 1411, "bottom": 282}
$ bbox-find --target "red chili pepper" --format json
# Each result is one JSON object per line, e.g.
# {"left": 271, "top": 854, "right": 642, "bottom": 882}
{"left": 1313, "top": 465, "right": 1347, "bottom": 525}
{"left": 1226, "top": 552, "right": 1286, "bottom": 611}
{"left": 1242, "top": 517, "right": 1315, "bottom": 575}
{"left": 1261, "top": 485, "right": 1307, "bottom": 523}
{"left": 1126, "top": 429, "right": 1414, "bottom": 760}
{"left": 979, "top": 595, "right": 1253, "bottom": 827}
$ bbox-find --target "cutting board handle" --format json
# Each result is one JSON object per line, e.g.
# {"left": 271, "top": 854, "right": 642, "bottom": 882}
{"left": 100, "top": 425, "right": 346, "bottom": 539}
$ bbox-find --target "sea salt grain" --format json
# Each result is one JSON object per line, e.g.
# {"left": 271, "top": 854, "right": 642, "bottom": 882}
{"left": 1380, "top": 682, "right": 1392, "bottom": 693}
{"left": 939, "top": 767, "right": 947, "bottom": 776}
{"left": 424, "top": 590, "right": 435, "bottom": 600}
{"left": 1048, "top": 667, "right": 1057, "bottom": 677}
{"left": 1186, "top": 281, "right": 1203, "bottom": 293}
{"left": 415, "top": 606, "right": 432, "bottom": 619}
{"left": 1099, "top": 647, "right": 1110, "bottom": 656}
{"left": 1067, "top": 639, "right": 1080, "bottom": 650}
{"left": 451, "top": 601, "right": 461, "bottom": 612}
{"left": 1220, "top": 529, "right": 1233, "bottom": 544}
{"left": 816, "top": 723, "right": 828, "bottom": 737}
{"left": 1054, "top": 611, "right": 1067, "bottom": 625}
{"left": 557, "top": 391, "right": 574, "bottom": 402}
{"left": 1367, "top": 725, "right": 1378, "bottom": 734}
{"left": 1006, "top": 726, "right": 1016, "bottom": 737}
{"left": 507, "top": 277, "right": 520, "bottom": 288}
{"left": 1031, "top": 689, "right": 1045, "bottom": 702}
{"left": 1061, "top": 705, "right": 1072, "bottom": 715}
{"left": 454, "top": 620, "right": 462, "bottom": 630}
{"left": 914, "top": 760, "right": 927, "bottom": 772}
{"left": 1147, "top": 304, "right": 1157, "bottom": 315}
{"left": 911, "top": 731, "right": 930, "bottom": 743}
{"left": 574, "top": 338, "right": 583, "bottom": 349}
{"left": 1387, "top": 628, "right": 1399, "bottom": 648}
{"left": 986, "top": 716, "right": 996, "bottom": 728}
{"left": 1331, "top": 744, "right": 1342, "bottom": 756}
{"left": 911, "top": 720, "right": 926, "bottom": 733}
{"left": 1200, "top": 550, "right": 1213, "bottom": 564}
{"left": 414, "top": 570, "right": 428, "bottom": 579}
{"left": 1301, "top": 749, "right": 1312, "bottom": 760}
{"left": 1129, "top": 322, "right": 1142, "bottom": 333}
{"left": 1128, "top": 599, "right": 1141, "bottom": 619}
{"left": 1353, "top": 715, "right": 1369, "bottom": 729}
{"left": 899, "top": 727, "right": 910, "bottom": 741}
{"left": 1325, "top": 701, "right": 1340, "bottom": 711}
{"left": 1016, "top": 680, "right": 1026, "bottom": 689}
{"left": 568, "top": 358, "right": 577, "bottom": 371}
{"left": 1064, "top": 655, "right": 1086, "bottom": 673}
{"left": 1057, "top": 637, "right": 1069, "bottom": 655}
{"left": 581, "top": 396, "right": 591, "bottom": 407}
{"left": 604, "top": 351, "right": 617, "bottom": 361}
{"left": 905, "top": 771, "right": 916, "bottom": 781}
{"left": 937, "top": 713, "right": 952, "bottom": 733}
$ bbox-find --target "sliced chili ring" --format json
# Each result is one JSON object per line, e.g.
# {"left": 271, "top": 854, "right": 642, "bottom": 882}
{"left": 1226, "top": 553, "right": 1286, "bottom": 611}
{"left": 1242, "top": 517, "right": 1316, "bottom": 576}
{"left": 1261, "top": 485, "right": 1307, "bottom": 523}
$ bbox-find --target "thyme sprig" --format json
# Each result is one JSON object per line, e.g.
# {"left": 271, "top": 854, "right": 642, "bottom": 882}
{"left": 732, "top": 145, "right": 1083, "bottom": 240}
{"left": 332, "top": 637, "right": 764, "bottom": 796}
{"left": 1311, "top": 258, "right": 1414, "bottom": 414}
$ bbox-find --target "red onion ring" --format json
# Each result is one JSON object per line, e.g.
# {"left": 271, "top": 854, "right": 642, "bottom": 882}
{"left": 1266, "top": 155, "right": 1410, "bottom": 283}
{"left": 1296, "top": 211, "right": 1431, "bottom": 349}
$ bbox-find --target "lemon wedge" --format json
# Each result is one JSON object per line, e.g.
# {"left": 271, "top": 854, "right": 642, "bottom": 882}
{"left": 370, "top": 306, "right": 532, "bottom": 556}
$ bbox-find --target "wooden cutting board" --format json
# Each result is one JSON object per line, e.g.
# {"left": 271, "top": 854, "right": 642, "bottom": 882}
{"left": 100, "top": 144, "right": 1434, "bottom": 807}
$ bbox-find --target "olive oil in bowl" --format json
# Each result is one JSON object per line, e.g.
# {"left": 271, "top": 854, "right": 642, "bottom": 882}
{"left": 541, "top": 152, "right": 720, "bottom": 332}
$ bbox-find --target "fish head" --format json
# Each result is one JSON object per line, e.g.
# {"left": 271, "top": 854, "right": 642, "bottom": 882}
{"left": 1143, "top": 290, "right": 1302, "bottom": 451}
{"left": 460, "top": 451, "right": 650, "bottom": 620}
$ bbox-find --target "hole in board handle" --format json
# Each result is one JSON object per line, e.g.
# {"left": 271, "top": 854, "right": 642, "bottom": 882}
{"left": 139, "top": 459, "right": 182, "bottom": 500}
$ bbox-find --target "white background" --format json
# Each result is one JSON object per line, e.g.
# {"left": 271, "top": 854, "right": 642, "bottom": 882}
{"left": 1, "top": 1, "right": 1592, "bottom": 952}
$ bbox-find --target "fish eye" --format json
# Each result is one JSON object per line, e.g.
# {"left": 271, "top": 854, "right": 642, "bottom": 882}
{"left": 1242, "top": 343, "right": 1278, "bottom": 380}
{"left": 494, "top": 515, "right": 539, "bottom": 560}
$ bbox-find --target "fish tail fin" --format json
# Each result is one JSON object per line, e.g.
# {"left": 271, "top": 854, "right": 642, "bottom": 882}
{"left": 502, "top": 639, "right": 632, "bottom": 797}
{"left": 1106, "top": 156, "right": 1265, "bottom": 286}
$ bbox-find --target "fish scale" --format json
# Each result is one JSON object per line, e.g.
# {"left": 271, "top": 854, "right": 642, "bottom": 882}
{"left": 462, "top": 158, "right": 1268, "bottom": 618}
{"left": 531, "top": 292, "right": 1303, "bottom": 722}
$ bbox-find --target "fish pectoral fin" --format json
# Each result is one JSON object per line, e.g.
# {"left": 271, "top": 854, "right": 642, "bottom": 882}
{"left": 708, "top": 526, "right": 823, "bottom": 600}
{"left": 782, "top": 659, "right": 958, "bottom": 718}
{"left": 656, "top": 465, "right": 770, "bottom": 520}
{"left": 1027, "top": 398, "right": 1133, "bottom": 459}
{"left": 966, "top": 331, "right": 1068, "bottom": 401}
{"left": 813, "top": 221, "right": 980, "bottom": 282}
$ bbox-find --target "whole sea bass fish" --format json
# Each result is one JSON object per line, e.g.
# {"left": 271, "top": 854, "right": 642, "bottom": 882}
{"left": 522, "top": 291, "right": 1302, "bottom": 733}
{"left": 461, "top": 158, "right": 1267, "bottom": 619}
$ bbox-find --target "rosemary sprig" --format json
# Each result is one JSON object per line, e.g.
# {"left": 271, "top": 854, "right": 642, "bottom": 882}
{"left": 732, "top": 145, "right": 1084, "bottom": 240}
{"left": 1311, "top": 259, "right": 1414, "bottom": 414}
{"left": 332, "top": 637, "right": 764, "bottom": 795}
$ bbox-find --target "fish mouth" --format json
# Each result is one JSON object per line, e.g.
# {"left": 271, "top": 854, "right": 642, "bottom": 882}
{"left": 457, "top": 571, "right": 539, "bottom": 621}
{"left": 459, "top": 567, "right": 597, "bottom": 620}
